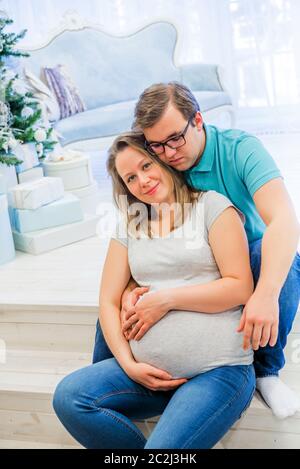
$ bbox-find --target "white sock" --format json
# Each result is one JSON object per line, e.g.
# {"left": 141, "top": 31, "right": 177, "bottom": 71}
{"left": 256, "top": 376, "right": 300, "bottom": 419}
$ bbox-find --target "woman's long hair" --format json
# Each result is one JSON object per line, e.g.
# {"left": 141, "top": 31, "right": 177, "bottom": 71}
{"left": 107, "top": 131, "right": 201, "bottom": 238}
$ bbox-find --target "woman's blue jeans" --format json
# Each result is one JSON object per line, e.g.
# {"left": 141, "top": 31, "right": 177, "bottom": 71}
{"left": 92, "top": 239, "right": 300, "bottom": 378}
{"left": 53, "top": 358, "right": 255, "bottom": 449}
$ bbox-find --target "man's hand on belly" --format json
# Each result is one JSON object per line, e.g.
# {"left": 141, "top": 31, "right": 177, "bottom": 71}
{"left": 120, "top": 286, "right": 150, "bottom": 339}
{"left": 122, "top": 290, "right": 172, "bottom": 341}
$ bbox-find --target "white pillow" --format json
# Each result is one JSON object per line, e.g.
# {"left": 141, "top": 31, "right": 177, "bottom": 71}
{"left": 23, "top": 67, "right": 60, "bottom": 122}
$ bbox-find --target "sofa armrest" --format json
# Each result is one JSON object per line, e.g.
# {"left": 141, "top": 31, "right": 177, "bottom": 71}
{"left": 179, "top": 63, "right": 224, "bottom": 92}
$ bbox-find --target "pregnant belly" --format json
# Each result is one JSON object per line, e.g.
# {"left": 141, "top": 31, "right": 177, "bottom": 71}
{"left": 129, "top": 309, "right": 248, "bottom": 379}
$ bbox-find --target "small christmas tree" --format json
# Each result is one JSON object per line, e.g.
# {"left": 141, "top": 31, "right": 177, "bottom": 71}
{"left": 0, "top": 16, "right": 57, "bottom": 167}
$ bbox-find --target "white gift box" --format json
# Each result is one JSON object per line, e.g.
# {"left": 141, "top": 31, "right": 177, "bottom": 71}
{"left": 68, "top": 180, "right": 101, "bottom": 214}
{"left": 0, "top": 194, "right": 15, "bottom": 265}
{"left": 9, "top": 177, "right": 64, "bottom": 210}
{"left": 0, "top": 163, "right": 18, "bottom": 192}
{"left": 42, "top": 154, "right": 93, "bottom": 190}
{"left": 13, "top": 214, "right": 100, "bottom": 254}
{"left": 17, "top": 164, "right": 44, "bottom": 184}
{"left": 14, "top": 142, "right": 40, "bottom": 174}
{"left": 0, "top": 174, "right": 5, "bottom": 194}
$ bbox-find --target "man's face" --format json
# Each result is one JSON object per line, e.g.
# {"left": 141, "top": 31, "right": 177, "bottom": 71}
{"left": 143, "top": 103, "right": 205, "bottom": 171}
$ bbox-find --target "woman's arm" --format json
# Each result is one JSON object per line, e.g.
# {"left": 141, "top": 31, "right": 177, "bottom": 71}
{"left": 99, "top": 239, "right": 187, "bottom": 390}
{"left": 124, "top": 207, "right": 254, "bottom": 341}
{"left": 98, "top": 239, "right": 136, "bottom": 371}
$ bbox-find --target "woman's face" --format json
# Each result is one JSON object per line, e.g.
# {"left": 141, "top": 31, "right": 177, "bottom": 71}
{"left": 115, "top": 146, "right": 175, "bottom": 205}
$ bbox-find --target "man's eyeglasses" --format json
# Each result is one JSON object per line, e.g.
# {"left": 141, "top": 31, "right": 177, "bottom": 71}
{"left": 144, "top": 117, "right": 193, "bottom": 156}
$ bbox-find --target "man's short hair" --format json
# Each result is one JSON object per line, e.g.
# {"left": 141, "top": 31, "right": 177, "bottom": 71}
{"left": 133, "top": 82, "right": 200, "bottom": 131}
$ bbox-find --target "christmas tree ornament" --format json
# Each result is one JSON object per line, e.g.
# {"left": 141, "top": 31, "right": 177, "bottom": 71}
{"left": 34, "top": 128, "right": 47, "bottom": 142}
{"left": 21, "top": 106, "right": 35, "bottom": 119}
{"left": 8, "top": 136, "right": 18, "bottom": 149}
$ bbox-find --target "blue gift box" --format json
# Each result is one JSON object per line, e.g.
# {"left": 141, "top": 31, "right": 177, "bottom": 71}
{"left": 9, "top": 192, "right": 83, "bottom": 233}
{"left": 0, "top": 194, "right": 16, "bottom": 265}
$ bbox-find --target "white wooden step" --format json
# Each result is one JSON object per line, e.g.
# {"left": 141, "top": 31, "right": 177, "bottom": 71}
{"left": 0, "top": 349, "right": 299, "bottom": 448}
{"left": 0, "top": 304, "right": 98, "bottom": 353}
{"left": 0, "top": 438, "right": 81, "bottom": 449}
{"left": 0, "top": 303, "right": 299, "bottom": 359}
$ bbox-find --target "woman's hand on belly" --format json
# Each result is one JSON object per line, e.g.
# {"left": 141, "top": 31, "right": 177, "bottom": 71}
{"left": 125, "top": 361, "right": 188, "bottom": 392}
{"left": 122, "top": 290, "right": 172, "bottom": 341}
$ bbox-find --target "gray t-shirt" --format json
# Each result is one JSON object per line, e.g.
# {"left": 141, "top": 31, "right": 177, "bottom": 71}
{"left": 112, "top": 190, "right": 253, "bottom": 378}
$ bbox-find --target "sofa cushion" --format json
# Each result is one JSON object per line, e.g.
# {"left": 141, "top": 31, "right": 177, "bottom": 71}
{"left": 55, "top": 99, "right": 137, "bottom": 145}
{"left": 23, "top": 67, "right": 60, "bottom": 122}
{"left": 43, "top": 64, "right": 86, "bottom": 119}
{"left": 193, "top": 91, "right": 232, "bottom": 112}
{"left": 55, "top": 91, "right": 231, "bottom": 145}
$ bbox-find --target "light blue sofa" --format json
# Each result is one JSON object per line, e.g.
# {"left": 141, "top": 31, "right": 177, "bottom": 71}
{"left": 23, "top": 21, "right": 234, "bottom": 147}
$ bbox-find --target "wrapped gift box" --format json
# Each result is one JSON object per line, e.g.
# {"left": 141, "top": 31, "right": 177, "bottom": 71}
{"left": 9, "top": 193, "right": 83, "bottom": 233}
{"left": 14, "top": 142, "right": 40, "bottom": 174}
{"left": 9, "top": 177, "right": 64, "bottom": 210}
{"left": 0, "top": 174, "right": 5, "bottom": 194}
{"left": 68, "top": 180, "right": 101, "bottom": 214}
{"left": 0, "top": 194, "right": 16, "bottom": 265}
{"left": 42, "top": 153, "right": 93, "bottom": 190}
{"left": 0, "top": 163, "right": 18, "bottom": 192}
{"left": 13, "top": 214, "right": 100, "bottom": 254}
{"left": 17, "top": 164, "right": 44, "bottom": 184}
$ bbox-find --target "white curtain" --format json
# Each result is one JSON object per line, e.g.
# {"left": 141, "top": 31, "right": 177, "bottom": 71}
{"left": 1, "top": 0, "right": 300, "bottom": 131}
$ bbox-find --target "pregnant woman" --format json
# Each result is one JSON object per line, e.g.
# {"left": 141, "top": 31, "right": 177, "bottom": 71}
{"left": 53, "top": 132, "right": 256, "bottom": 449}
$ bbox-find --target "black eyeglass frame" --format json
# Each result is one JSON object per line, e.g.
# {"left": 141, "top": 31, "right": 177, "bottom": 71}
{"left": 144, "top": 116, "right": 194, "bottom": 156}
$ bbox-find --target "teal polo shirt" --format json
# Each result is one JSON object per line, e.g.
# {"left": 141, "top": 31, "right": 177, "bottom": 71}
{"left": 184, "top": 125, "right": 282, "bottom": 243}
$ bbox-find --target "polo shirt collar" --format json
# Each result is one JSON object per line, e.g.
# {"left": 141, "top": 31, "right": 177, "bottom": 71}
{"left": 185, "top": 124, "right": 215, "bottom": 175}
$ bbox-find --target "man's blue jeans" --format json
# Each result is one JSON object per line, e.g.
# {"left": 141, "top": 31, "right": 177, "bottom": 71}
{"left": 92, "top": 239, "right": 300, "bottom": 378}
{"left": 249, "top": 239, "right": 300, "bottom": 377}
{"left": 53, "top": 358, "right": 255, "bottom": 449}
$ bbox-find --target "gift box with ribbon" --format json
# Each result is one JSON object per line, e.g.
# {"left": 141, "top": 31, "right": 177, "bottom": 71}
{"left": 42, "top": 150, "right": 93, "bottom": 190}
{"left": 9, "top": 177, "right": 64, "bottom": 210}
{"left": 14, "top": 142, "right": 40, "bottom": 174}
{"left": 17, "top": 164, "right": 44, "bottom": 184}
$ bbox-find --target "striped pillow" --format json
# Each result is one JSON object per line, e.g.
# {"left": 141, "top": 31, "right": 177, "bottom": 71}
{"left": 43, "top": 64, "right": 86, "bottom": 119}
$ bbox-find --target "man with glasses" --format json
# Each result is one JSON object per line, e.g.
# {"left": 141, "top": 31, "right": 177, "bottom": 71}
{"left": 94, "top": 82, "right": 300, "bottom": 420}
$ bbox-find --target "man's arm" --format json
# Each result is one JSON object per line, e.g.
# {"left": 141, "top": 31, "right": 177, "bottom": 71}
{"left": 240, "top": 178, "right": 300, "bottom": 350}
{"left": 121, "top": 277, "right": 140, "bottom": 302}
{"left": 253, "top": 178, "right": 300, "bottom": 294}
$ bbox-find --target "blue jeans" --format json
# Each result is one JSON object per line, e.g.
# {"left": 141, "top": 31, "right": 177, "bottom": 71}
{"left": 53, "top": 358, "right": 255, "bottom": 449}
{"left": 92, "top": 239, "right": 300, "bottom": 378}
